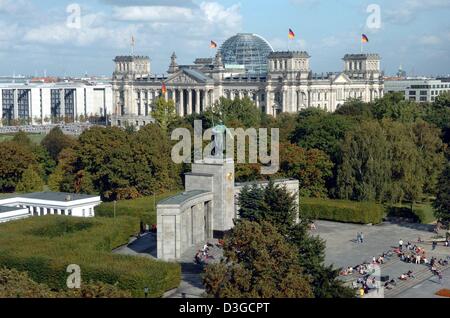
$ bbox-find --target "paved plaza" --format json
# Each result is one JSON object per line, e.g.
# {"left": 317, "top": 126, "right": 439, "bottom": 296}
{"left": 113, "top": 221, "right": 449, "bottom": 298}
{"left": 315, "top": 220, "right": 450, "bottom": 298}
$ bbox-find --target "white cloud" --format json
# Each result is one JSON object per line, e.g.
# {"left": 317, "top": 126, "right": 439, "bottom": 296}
{"left": 385, "top": 0, "right": 450, "bottom": 24}
{"left": 23, "top": 14, "right": 138, "bottom": 49}
{"left": 418, "top": 35, "right": 442, "bottom": 45}
{"left": 112, "top": 6, "right": 194, "bottom": 22}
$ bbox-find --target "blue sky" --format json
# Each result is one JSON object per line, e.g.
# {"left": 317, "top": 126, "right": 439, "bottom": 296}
{"left": 0, "top": 0, "right": 449, "bottom": 77}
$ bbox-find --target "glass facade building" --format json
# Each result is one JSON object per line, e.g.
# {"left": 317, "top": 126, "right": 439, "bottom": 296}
{"left": 220, "top": 33, "right": 274, "bottom": 75}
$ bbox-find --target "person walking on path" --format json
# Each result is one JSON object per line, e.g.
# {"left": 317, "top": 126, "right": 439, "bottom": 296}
{"left": 432, "top": 241, "right": 437, "bottom": 251}
{"left": 399, "top": 239, "right": 404, "bottom": 251}
{"left": 356, "top": 232, "right": 361, "bottom": 244}
{"left": 360, "top": 232, "right": 364, "bottom": 244}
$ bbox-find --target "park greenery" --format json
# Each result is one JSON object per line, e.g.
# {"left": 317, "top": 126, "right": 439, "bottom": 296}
{"left": 0, "top": 92, "right": 449, "bottom": 224}
{"left": 0, "top": 91, "right": 449, "bottom": 298}
{"left": 0, "top": 216, "right": 180, "bottom": 297}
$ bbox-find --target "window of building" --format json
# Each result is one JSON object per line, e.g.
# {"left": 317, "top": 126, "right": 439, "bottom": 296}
{"left": 409, "top": 91, "right": 416, "bottom": 96}
{"left": 50, "top": 89, "right": 61, "bottom": 122}
{"left": 64, "top": 89, "right": 75, "bottom": 122}
{"left": 2, "top": 89, "right": 14, "bottom": 124}
{"left": 17, "top": 89, "right": 30, "bottom": 121}
{"left": 420, "top": 96, "right": 427, "bottom": 102}
{"left": 420, "top": 91, "right": 427, "bottom": 96}
{"left": 89, "top": 208, "right": 93, "bottom": 217}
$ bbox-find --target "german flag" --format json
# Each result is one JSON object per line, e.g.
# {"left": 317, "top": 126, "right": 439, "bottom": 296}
{"left": 362, "top": 34, "right": 369, "bottom": 43}
{"left": 161, "top": 83, "right": 167, "bottom": 95}
{"left": 210, "top": 40, "right": 217, "bottom": 49}
{"left": 288, "top": 28, "right": 295, "bottom": 39}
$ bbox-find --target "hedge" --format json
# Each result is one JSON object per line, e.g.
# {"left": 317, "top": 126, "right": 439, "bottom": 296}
{"left": 300, "top": 198, "right": 385, "bottom": 224}
{"left": 0, "top": 216, "right": 181, "bottom": 297}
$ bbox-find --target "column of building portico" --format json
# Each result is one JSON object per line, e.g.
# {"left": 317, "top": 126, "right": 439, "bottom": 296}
{"left": 282, "top": 88, "right": 287, "bottom": 113}
{"left": 290, "top": 87, "right": 296, "bottom": 113}
{"left": 210, "top": 90, "right": 215, "bottom": 109}
{"left": 187, "top": 89, "right": 193, "bottom": 115}
{"left": 265, "top": 88, "right": 273, "bottom": 115}
{"left": 195, "top": 89, "right": 200, "bottom": 114}
{"left": 179, "top": 89, "right": 185, "bottom": 116}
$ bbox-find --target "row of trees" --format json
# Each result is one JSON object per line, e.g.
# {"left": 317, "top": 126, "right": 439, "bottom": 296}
{"left": 1, "top": 92, "right": 449, "bottom": 224}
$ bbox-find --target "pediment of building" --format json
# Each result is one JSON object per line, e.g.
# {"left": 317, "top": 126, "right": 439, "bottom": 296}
{"left": 332, "top": 72, "right": 351, "bottom": 84}
{"left": 165, "top": 69, "right": 211, "bottom": 85}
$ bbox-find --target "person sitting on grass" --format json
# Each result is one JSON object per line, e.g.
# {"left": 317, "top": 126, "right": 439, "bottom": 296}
{"left": 399, "top": 274, "right": 408, "bottom": 281}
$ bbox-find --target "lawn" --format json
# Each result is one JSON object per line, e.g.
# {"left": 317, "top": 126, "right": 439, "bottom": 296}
{"left": 95, "top": 191, "right": 180, "bottom": 225}
{"left": 0, "top": 133, "right": 46, "bottom": 144}
{"left": 388, "top": 202, "right": 436, "bottom": 224}
{"left": 0, "top": 215, "right": 181, "bottom": 297}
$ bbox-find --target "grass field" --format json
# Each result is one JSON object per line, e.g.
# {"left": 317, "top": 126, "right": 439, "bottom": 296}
{"left": 0, "top": 133, "right": 46, "bottom": 144}
{"left": 0, "top": 215, "right": 181, "bottom": 297}
{"left": 389, "top": 202, "right": 436, "bottom": 224}
{"left": 95, "top": 191, "right": 181, "bottom": 225}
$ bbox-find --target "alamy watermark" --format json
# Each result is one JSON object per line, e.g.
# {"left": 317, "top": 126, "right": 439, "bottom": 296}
{"left": 66, "top": 3, "right": 81, "bottom": 29}
{"left": 66, "top": 264, "right": 81, "bottom": 289}
{"left": 366, "top": 4, "right": 381, "bottom": 30}
{"left": 171, "top": 120, "right": 280, "bottom": 175}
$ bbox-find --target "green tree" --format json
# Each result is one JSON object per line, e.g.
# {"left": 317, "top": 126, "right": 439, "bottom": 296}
{"left": 16, "top": 166, "right": 44, "bottom": 193}
{"left": 335, "top": 98, "right": 373, "bottom": 118}
{"left": 434, "top": 164, "right": 450, "bottom": 228}
{"left": 371, "top": 92, "right": 421, "bottom": 123}
{"left": 203, "top": 220, "right": 314, "bottom": 298}
{"left": 151, "top": 97, "right": 177, "bottom": 132}
{"left": 0, "top": 141, "right": 36, "bottom": 192}
{"left": 12, "top": 131, "right": 32, "bottom": 148}
{"left": 131, "top": 124, "right": 182, "bottom": 195}
{"left": 291, "top": 108, "right": 355, "bottom": 162}
{"left": 237, "top": 182, "right": 353, "bottom": 298}
{"left": 41, "top": 127, "right": 76, "bottom": 161}
{"left": 207, "top": 97, "right": 262, "bottom": 128}
{"left": 423, "top": 92, "right": 450, "bottom": 144}
{"left": 238, "top": 181, "right": 297, "bottom": 236}
{"left": 337, "top": 120, "right": 391, "bottom": 202}
{"left": 278, "top": 143, "right": 333, "bottom": 198}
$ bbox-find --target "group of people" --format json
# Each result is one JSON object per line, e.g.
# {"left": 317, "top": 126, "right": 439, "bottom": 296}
{"left": 194, "top": 243, "right": 215, "bottom": 265}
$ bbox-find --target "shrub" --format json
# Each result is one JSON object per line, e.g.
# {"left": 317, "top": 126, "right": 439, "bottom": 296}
{"left": 0, "top": 216, "right": 181, "bottom": 297}
{"left": 300, "top": 198, "right": 385, "bottom": 224}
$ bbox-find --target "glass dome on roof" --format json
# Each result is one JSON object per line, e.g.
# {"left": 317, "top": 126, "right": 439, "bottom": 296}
{"left": 220, "top": 33, "right": 274, "bottom": 75}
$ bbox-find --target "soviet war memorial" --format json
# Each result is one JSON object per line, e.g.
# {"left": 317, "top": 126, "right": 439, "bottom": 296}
{"left": 1, "top": 1, "right": 450, "bottom": 313}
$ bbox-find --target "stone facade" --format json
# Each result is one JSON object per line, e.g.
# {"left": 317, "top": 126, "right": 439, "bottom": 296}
{"left": 112, "top": 49, "right": 384, "bottom": 128}
{"left": 156, "top": 158, "right": 300, "bottom": 261}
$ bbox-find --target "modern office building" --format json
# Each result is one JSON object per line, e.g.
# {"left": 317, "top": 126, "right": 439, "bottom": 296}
{"left": 0, "top": 81, "right": 113, "bottom": 126}
{"left": 112, "top": 33, "right": 384, "bottom": 128}
{"left": 385, "top": 77, "right": 450, "bottom": 103}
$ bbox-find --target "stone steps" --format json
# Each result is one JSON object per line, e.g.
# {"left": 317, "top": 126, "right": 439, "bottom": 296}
{"left": 341, "top": 257, "right": 401, "bottom": 283}
{"left": 384, "top": 264, "right": 450, "bottom": 298}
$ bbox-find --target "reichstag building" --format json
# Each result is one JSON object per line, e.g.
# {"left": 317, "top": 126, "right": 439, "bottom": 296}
{"left": 111, "top": 33, "right": 384, "bottom": 128}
